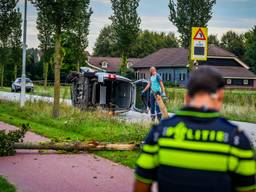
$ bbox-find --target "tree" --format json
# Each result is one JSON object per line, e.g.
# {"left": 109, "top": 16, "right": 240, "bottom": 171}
{"left": 130, "top": 31, "right": 179, "bottom": 58}
{"left": 9, "top": 10, "right": 22, "bottom": 81}
{"left": 244, "top": 26, "right": 256, "bottom": 74}
{"left": 93, "top": 25, "right": 119, "bottom": 57}
{"left": 208, "top": 34, "right": 219, "bottom": 46}
{"left": 93, "top": 26, "right": 179, "bottom": 58}
{"left": 32, "top": 0, "right": 92, "bottom": 117}
{"left": 110, "top": 0, "right": 141, "bottom": 75}
{"left": 71, "top": 3, "right": 92, "bottom": 71}
{"left": 37, "top": 10, "right": 54, "bottom": 89}
{"left": 220, "top": 31, "right": 245, "bottom": 58}
{"left": 0, "top": 0, "right": 20, "bottom": 87}
{"left": 169, "top": 0, "right": 216, "bottom": 48}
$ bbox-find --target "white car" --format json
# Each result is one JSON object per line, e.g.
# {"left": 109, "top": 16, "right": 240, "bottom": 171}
{"left": 11, "top": 78, "right": 34, "bottom": 92}
{"left": 68, "top": 67, "right": 149, "bottom": 113}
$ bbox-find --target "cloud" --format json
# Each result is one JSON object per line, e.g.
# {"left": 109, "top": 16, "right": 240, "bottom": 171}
{"left": 94, "top": 0, "right": 111, "bottom": 5}
{"left": 18, "top": 0, "right": 255, "bottom": 53}
{"left": 140, "top": 16, "right": 177, "bottom": 33}
{"left": 210, "top": 16, "right": 256, "bottom": 29}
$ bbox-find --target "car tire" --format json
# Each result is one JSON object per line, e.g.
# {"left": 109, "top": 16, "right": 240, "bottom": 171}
{"left": 71, "top": 76, "right": 90, "bottom": 110}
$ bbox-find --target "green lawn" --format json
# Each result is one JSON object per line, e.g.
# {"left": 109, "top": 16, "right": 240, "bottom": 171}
{"left": 0, "top": 87, "right": 11, "bottom": 92}
{"left": 1, "top": 85, "right": 255, "bottom": 123}
{"left": 0, "top": 177, "right": 16, "bottom": 192}
{"left": 32, "top": 85, "right": 71, "bottom": 99}
{"left": 0, "top": 85, "right": 71, "bottom": 99}
{"left": 166, "top": 88, "right": 256, "bottom": 123}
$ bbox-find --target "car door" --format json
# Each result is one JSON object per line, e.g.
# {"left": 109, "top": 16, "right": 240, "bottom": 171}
{"left": 132, "top": 79, "right": 150, "bottom": 113}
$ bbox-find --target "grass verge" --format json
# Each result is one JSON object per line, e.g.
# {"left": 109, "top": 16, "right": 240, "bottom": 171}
{"left": 0, "top": 85, "right": 70, "bottom": 99}
{"left": 166, "top": 88, "right": 256, "bottom": 123}
{"left": 0, "top": 176, "right": 16, "bottom": 192}
{"left": 1, "top": 85, "right": 255, "bottom": 123}
{"left": 0, "top": 100, "right": 150, "bottom": 168}
{"left": 32, "top": 85, "right": 71, "bottom": 99}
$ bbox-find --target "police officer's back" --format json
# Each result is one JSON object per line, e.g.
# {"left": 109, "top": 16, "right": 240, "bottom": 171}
{"left": 133, "top": 66, "right": 256, "bottom": 192}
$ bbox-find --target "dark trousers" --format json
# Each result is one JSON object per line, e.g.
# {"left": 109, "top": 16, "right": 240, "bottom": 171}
{"left": 150, "top": 93, "right": 162, "bottom": 120}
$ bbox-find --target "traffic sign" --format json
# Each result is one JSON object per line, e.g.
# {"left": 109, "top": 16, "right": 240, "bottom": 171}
{"left": 191, "top": 27, "right": 208, "bottom": 61}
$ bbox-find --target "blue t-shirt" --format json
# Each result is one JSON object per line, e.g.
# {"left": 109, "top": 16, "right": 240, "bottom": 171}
{"left": 150, "top": 74, "right": 162, "bottom": 93}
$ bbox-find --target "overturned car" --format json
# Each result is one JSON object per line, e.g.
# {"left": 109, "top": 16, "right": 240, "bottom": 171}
{"left": 67, "top": 67, "right": 150, "bottom": 113}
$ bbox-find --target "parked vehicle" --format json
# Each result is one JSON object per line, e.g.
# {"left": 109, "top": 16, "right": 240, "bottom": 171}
{"left": 11, "top": 78, "right": 34, "bottom": 92}
{"left": 68, "top": 67, "right": 150, "bottom": 113}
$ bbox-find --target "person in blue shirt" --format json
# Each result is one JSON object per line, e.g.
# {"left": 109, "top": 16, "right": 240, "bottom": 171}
{"left": 142, "top": 67, "right": 167, "bottom": 121}
{"left": 134, "top": 66, "right": 256, "bottom": 192}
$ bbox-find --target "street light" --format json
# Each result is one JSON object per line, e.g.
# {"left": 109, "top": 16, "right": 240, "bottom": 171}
{"left": 20, "top": 0, "right": 27, "bottom": 107}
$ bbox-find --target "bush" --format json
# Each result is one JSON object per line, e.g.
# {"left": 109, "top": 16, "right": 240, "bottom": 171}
{"left": 0, "top": 124, "right": 27, "bottom": 156}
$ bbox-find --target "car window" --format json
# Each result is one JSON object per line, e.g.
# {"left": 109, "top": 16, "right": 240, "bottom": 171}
{"left": 15, "top": 79, "right": 21, "bottom": 83}
{"left": 26, "top": 79, "right": 32, "bottom": 83}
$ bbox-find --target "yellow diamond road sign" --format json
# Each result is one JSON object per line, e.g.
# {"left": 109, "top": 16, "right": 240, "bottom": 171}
{"left": 191, "top": 27, "right": 208, "bottom": 61}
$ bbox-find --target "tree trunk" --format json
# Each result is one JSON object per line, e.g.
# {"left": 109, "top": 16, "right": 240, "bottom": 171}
{"left": 76, "top": 60, "right": 80, "bottom": 72}
{"left": 14, "top": 142, "right": 137, "bottom": 151}
{"left": 120, "top": 52, "right": 128, "bottom": 76}
{"left": 0, "top": 64, "right": 2, "bottom": 88}
{"left": 43, "top": 61, "right": 49, "bottom": 89}
{"left": 52, "top": 30, "right": 62, "bottom": 117}
{"left": 14, "top": 64, "right": 17, "bottom": 80}
{"left": 0, "top": 64, "right": 4, "bottom": 88}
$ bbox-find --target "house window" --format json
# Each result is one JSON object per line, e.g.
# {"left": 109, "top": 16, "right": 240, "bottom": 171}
{"left": 162, "top": 73, "right": 165, "bottom": 81}
{"left": 101, "top": 61, "right": 108, "bottom": 68}
{"left": 179, "top": 73, "right": 186, "bottom": 81}
{"left": 243, "top": 79, "right": 249, "bottom": 85}
{"left": 169, "top": 74, "right": 171, "bottom": 81}
{"left": 227, "top": 79, "right": 232, "bottom": 85}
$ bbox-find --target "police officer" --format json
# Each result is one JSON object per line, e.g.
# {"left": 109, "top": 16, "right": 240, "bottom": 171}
{"left": 142, "top": 67, "right": 166, "bottom": 121}
{"left": 134, "top": 66, "right": 256, "bottom": 192}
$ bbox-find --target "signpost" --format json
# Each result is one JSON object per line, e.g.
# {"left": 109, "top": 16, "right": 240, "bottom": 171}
{"left": 191, "top": 27, "right": 208, "bottom": 61}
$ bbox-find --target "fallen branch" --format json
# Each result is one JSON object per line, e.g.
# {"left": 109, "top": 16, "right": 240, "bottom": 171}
{"left": 14, "top": 142, "right": 138, "bottom": 151}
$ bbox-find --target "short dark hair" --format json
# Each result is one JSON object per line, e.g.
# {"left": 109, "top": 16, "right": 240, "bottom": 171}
{"left": 187, "top": 66, "right": 225, "bottom": 97}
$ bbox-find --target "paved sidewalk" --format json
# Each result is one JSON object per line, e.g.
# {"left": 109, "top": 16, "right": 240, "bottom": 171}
{"left": 0, "top": 122, "right": 134, "bottom": 192}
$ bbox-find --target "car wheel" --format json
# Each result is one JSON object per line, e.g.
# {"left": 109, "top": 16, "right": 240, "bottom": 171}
{"left": 71, "top": 76, "right": 90, "bottom": 110}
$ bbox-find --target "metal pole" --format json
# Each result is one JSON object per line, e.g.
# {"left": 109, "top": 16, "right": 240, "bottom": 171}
{"left": 20, "top": 0, "right": 27, "bottom": 107}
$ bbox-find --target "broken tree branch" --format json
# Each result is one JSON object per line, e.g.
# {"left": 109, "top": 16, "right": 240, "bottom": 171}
{"left": 14, "top": 142, "right": 138, "bottom": 151}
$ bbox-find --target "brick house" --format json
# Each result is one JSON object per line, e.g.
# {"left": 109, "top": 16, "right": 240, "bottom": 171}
{"left": 87, "top": 56, "right": 141, "bottom": 74}
{"left": 132, "top": 45, "right": 256, "bottom": 88}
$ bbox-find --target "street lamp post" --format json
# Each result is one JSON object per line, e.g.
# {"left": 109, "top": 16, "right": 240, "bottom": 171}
{"left": 20, "top": 0, "right": 27, "bottom": 107}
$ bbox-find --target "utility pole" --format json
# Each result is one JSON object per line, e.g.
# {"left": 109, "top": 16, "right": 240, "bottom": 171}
{"left": 20, "top": 0, "right": 27, "bottom": 107}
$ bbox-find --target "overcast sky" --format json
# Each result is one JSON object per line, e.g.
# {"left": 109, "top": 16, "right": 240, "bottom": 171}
{"left": 17, "top": 0, "right": 256, "bottom": 54}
